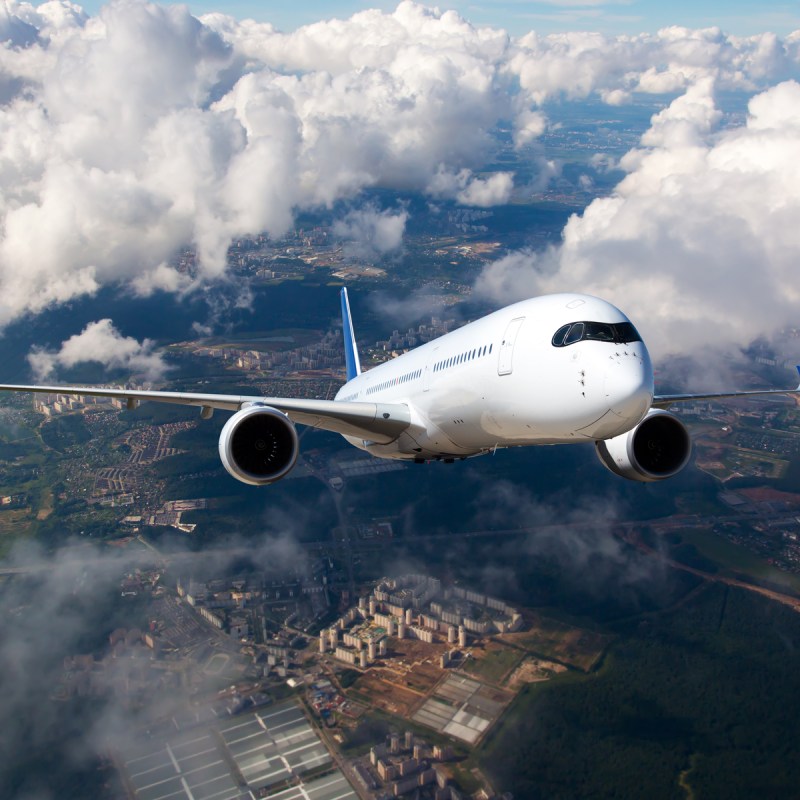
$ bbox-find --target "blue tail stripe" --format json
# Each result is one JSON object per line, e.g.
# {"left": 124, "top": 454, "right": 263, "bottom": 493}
{"left": 341, "top": 288, "right": 361, "bottom": 381}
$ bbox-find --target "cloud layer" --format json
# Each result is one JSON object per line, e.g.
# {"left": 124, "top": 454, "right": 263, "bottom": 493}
{"left": 0, "top": 2, "right": 798, "bottom": 356}
{"left": 476, "top": 78, "right": 800, "bottom": 359}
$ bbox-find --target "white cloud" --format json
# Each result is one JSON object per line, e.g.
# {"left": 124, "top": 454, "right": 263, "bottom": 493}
{"left": 456, "top": 171, "right": 514, "bottom": 206}
{"left": 513, "top": 107, "right": 547, "bottom": 147}
{"left": 427, "top": 166, "right": 515, "bottom": 206}
{"left": 0, "top": 4, "right": 38, "bottom": 47}
{"left": 507, "top": 26, "right": 800, "bottom": 106}
{"left": 0, "top": 1, "right": 529, "bottom": 325}
{"left": 476, "top": 79, "right": 800, "bottom": 361}
{"left": 333, "top": 204, "right": 409, "bottom": 260}
{"left": 368, "top": 285, "right": 455, "bottom": 325}
{"left": 0, "top": 2, "right": 797, "bottom": 332}
{"left": 27, "top": 318, "right": 169, "bottom": 382}
{"left": 130, "top": 263, "right": 193, "bottom": 297}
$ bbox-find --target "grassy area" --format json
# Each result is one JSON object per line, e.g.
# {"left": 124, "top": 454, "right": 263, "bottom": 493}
{"left": 461, "top": 644, "right": 524, "bottom": 685}
{"left": 0, "top": 508, "right": 34, "bottom": 557}
{"left": 676, "top": 528, "right": 800, "bottom": 593}
{"left": 721, "top": 448, "right": 789, "bottom": 479}
{"left": 499, "top": 616, "right": 613, "bottom": 672}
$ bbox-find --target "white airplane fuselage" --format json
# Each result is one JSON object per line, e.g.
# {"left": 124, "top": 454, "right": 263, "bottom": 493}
{"left": 335, "top": 293, "right": 654, "bottom": 461}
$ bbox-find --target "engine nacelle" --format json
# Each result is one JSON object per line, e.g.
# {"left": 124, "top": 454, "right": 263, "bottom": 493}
{"left": 218, "top": 405, "right": 299, "bottom": 486}
{"left": 595, "top": 408, "right": 692, "bottom": 482}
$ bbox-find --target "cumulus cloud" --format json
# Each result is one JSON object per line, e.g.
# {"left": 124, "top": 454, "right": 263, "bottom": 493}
{"left": 507, "top": 26, "right": 800, "bottom": 106}
{"left": 457, "top": 171, "right": 515, "bottom": 206}
{"left": 27, "top": 318, "right": 169, "bottom": 382}
{"left": 0, "top": 1, "right": 528, "bottom": 327}
{"left": 427, "top": 166, "right": 515, "bottom": 206}
{"left": 476, "top": 78, "right": 800, "bottom": 364}
{"left": 332, "top": 203, "right": 409, "bottom": 260}
{"left": 0, "top": 1, "right": 797, "bottom": 336}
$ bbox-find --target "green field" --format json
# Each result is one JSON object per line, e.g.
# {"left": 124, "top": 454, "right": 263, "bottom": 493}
{"left": 461, "top": 644, "right": 524, "bottom": 684}
{"left": 671, "top": 527, "right": 800, "bottom": 594}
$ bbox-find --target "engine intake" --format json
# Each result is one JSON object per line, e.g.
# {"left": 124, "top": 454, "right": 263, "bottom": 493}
{"left": 595, "top": 408, "right": 691, "bottom": 482}
{"left": 219, "top": 405, "right": 299, "bottom": 485}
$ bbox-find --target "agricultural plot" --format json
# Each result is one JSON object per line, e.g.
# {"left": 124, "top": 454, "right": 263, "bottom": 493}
{"left": 120, "top": 699, "right": 357, "bottom": 800}
{"left": 412, "top": 674, "right": 512, "bottom": 745}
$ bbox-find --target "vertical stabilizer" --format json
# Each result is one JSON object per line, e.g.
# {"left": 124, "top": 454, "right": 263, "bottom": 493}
{"left": 340, "top": 288, "right": 361, "bottom": 381}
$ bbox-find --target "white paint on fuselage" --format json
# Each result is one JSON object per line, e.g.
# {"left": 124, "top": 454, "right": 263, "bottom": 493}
{"left": 334, "top": 293, "right": 654, "bottom": 460}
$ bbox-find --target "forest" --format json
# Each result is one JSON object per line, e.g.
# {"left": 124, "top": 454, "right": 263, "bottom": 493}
{"left": 481, "top": 583, "right": 800, "bottom": 799}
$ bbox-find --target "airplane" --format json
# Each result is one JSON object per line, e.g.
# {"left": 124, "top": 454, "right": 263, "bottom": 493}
{"left": 0, "top": 289, "right": 798, "bottom": 485}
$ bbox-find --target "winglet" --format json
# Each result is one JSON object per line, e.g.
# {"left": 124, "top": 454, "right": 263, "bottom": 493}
{"left": 340, "top": 288, "right": 361, "bottom": 381}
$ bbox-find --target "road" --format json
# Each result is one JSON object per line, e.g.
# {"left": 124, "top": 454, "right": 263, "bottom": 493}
{"left": 617, "top": 527, "right": 800, "bottom": 614}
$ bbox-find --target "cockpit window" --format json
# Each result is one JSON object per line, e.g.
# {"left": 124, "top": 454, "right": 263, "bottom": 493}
{"left": 564, "top": 322, "right": 585, "bottom": 345}
{"left": 552, "top": 324, "right": 570, "bottom": 346}
{"left": 551, "top": 320, "right": 641, "bottom": 347}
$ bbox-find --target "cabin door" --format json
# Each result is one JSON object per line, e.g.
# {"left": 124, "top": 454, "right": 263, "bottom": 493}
{"left": 498, "top": 317, "right": 525, "bottom": 376}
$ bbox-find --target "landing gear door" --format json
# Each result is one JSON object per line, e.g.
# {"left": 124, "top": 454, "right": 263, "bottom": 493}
{"left": 498, "top": 317, "right": 525, "bottom": 376}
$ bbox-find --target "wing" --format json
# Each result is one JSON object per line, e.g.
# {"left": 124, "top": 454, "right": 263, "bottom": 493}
{"left": 0, "top": 383, "right": 410, "bottom": 444}
{"left": 654, "top": 367, "right": 800, "bottom": 408}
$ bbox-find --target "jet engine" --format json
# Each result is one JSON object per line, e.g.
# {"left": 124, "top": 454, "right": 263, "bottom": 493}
{"left": 218, "top": 405, "right": 299, "bottom": 486}
{"left": 595, "top": 408, "right": 691, "bottom": 482}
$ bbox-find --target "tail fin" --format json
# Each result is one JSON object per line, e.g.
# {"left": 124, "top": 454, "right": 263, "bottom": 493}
{"left": 340, "top": 288, "right": 361, "bottom": 381}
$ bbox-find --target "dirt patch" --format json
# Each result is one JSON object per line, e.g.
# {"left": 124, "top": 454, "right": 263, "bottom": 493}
{"left": 351, "top": 672, "right": 424, "bottom": 717}
{"left": 506, "top": 657, "right": 567, "bottom": 690}
{"left": 375, "top": 637, "right": 449, "bottom": 694}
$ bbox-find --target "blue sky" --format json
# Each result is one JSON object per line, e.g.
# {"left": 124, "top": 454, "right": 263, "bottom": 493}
{"left": 76, "top": 0, "right": 799, "bottom": 36}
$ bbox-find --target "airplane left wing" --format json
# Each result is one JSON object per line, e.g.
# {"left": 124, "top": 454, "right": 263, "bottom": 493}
{"left": 654, "top": 367, "right": 800, "bottom": 408}
{"left": 0, "top": 384, "right": 411, "bottom": 444}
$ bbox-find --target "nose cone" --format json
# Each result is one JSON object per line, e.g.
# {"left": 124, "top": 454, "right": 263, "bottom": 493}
{"left": 604, "top": 348, "right": 654, "bottom": 429}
